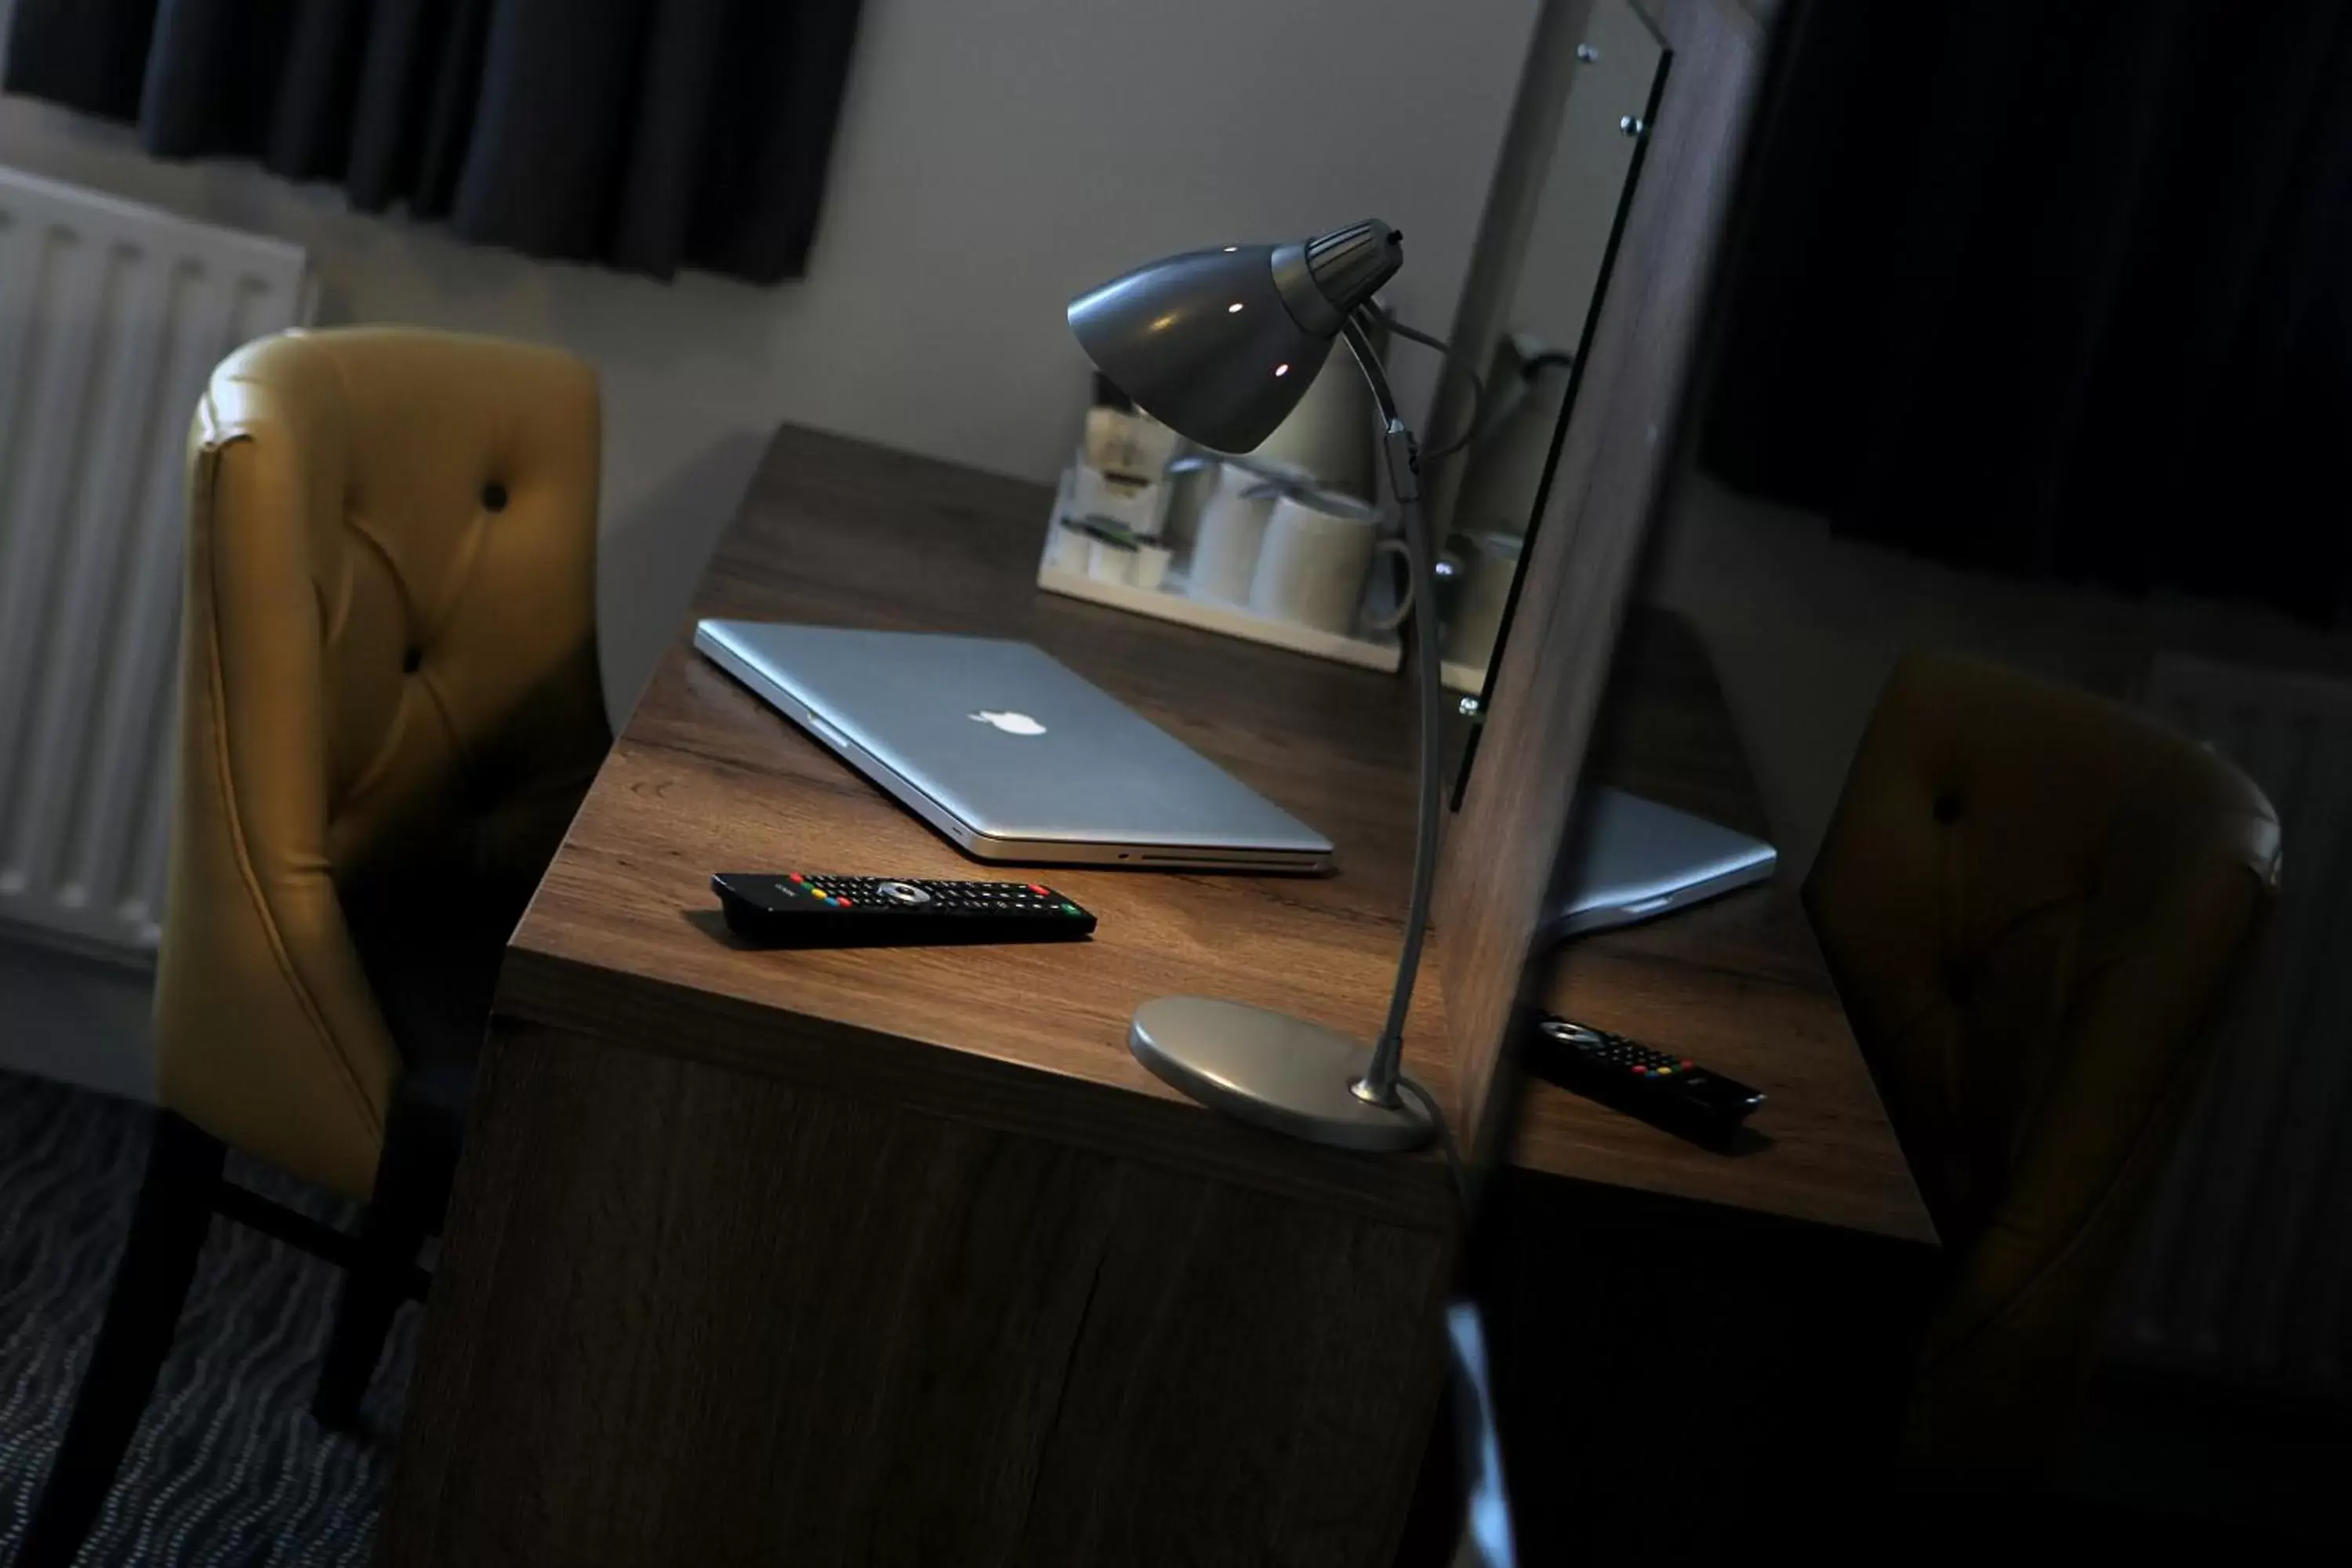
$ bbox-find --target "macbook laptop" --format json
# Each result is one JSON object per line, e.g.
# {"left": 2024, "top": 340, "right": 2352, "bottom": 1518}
{"left": 1543, "top": 786, "right": 1777, "bottom": 942}
{"left": 694, "top": 620, "right": 1336, "bottom": 871}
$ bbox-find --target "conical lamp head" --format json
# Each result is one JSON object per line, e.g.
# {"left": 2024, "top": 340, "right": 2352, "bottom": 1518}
{"left": 1067, "top": 245, "right": 1327, "bottom": 452}
{"left": 1068, "top": 221, "right": 1402, "bottom": 454}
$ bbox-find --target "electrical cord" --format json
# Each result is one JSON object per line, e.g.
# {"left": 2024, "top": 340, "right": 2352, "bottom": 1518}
{"left": 1396, "top": 1075, "right": 1472, "bottom": 1214}
{"left": 1363, "top": 304, "right": 1487, "bottom": 461}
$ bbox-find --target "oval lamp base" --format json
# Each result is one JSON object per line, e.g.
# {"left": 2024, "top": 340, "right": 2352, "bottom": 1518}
{"left": 1129, "top": 996, "right": 1434, "bottom": 1153}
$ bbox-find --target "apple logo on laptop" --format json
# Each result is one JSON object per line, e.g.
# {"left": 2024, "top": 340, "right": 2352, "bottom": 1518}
{"left": 970, "top": 709, "right": 1047, "bottom": 736}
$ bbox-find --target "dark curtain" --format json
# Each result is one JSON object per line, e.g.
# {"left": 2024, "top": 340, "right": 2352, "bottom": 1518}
{"left": 1703, "top": 0, "right": 2352, "bottom": 624}
{"left": 2, "top": 0, "right": 864, "bottom": 283}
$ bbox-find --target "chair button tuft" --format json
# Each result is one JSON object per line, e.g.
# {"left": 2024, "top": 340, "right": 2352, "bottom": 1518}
{"left": 482, "top": 481, "right": 509, "bottom": 513}
{"left": 1933, "top": 792, "right": 1963, "bottom": 825}
{"left": 402, "top": 646, "right": 423, "bottom": 674}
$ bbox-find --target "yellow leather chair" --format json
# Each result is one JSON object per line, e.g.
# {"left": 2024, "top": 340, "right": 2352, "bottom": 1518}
{"left": 21, "top": 328, "right": 612, "bottom": 1565}
{"left": 1804, "top": 652, "right": 2279, "bottom": 1476}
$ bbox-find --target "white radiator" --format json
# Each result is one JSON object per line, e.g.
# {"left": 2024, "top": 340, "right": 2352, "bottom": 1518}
{"left": 0, "top": 166, "right": 310, "bottom": 964}
{"left": 2112, "top": 654, "right": 2352, "bottom": 1401}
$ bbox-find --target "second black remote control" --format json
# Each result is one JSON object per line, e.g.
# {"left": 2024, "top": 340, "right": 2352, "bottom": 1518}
{"left": 712, "top": 873, "right": 1097, "bottom": 948}
{"left": 1530, "top": 1016, "right": 1764, "bottom": 1140}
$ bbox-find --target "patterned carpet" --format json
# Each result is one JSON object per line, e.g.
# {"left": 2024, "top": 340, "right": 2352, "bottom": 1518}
{"left": 0, "top": 1071, "right": 416, "bottom": 1566}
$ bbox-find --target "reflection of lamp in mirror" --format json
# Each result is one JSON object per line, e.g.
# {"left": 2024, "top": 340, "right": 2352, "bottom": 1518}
{"left": 1069, "top": 220, "right": 1443, "bottom": 1152}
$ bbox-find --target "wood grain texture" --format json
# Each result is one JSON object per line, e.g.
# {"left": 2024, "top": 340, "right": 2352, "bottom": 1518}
{"left": 380, "top": 1022, "right": 1451, "bottom": 1568}
{"left": 502, "top": 423, "right": 1917, "bottom": 1240}
{"left": 506, "top": 426, "right": 1456, "bottom": 1225}
{"left": 1435, "top": 0, "right": 1778, "bottom": 1153}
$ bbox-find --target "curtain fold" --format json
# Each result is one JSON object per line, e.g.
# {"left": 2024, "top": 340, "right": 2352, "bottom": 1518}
{"left": 1702, "top": 0, "right": 2352, "bottom": 624}
{"left": 2, "top": 0, "right": 863, "bottom": 283}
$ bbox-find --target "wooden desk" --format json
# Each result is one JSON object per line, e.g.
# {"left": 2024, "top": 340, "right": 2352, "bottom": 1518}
{"left": 380, "top": 426, "right": 1457, "bottom": 1568}
{"left": 379, "top": 424, "right": 1929, "bottom": 1566}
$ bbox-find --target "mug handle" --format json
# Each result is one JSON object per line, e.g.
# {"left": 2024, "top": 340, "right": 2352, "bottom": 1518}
{"left": 1361, "top": 538, "right": 1416, "bottom": 633}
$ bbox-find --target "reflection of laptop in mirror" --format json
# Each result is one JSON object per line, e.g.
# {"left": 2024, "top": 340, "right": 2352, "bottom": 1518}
{"left": 693, "top": 620, "right": 1336, "bottom": 872}
{"left": 1543, "top": 787, "right": 1777, "bottom": 941}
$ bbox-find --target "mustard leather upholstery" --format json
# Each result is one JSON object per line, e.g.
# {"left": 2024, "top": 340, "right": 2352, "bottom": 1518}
{"left": 1805, "top": 652, "right": 2279, "bottom": 1471}
{"left": 155, "top": 328, "right": 609, "bottom": 1201}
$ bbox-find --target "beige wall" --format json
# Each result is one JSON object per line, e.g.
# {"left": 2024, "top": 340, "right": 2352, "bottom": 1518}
{"left": 0, "top": 0, "right": 1540, "bottom": 720}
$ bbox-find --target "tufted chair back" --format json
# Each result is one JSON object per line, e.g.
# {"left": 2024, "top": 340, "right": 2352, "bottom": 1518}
{"left": 1804, "top": 651, "right": 2278, "bottom": 1470}
{"left": 156, "top": 328, "right": 610, "bottom": 1201}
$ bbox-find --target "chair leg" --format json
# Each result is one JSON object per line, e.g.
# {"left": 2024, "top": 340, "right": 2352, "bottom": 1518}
{"left": 313, "top": 1060, "right": 461, "bottom": 1429}
{"left": 18, "top": 1113, "right": 224, "bottom": 1568}
{"left": 309, "top": 1198, "right": 427, "bottom": 1431}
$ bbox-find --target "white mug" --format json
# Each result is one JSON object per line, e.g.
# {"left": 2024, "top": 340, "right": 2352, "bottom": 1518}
{"left": 1185, "top": 461, "right": 1283, "bottom": 604}
{"left": 1248, "top": 492, "right": 1410, "bottom": 637}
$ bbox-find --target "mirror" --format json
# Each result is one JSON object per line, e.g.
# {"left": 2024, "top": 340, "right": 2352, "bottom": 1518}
{"left": 1435, "top": 0, "right": 1668, "bottom": 784}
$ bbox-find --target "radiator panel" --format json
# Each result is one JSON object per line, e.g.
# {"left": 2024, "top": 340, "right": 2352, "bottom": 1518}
{"left": 2117, "top": 655, "right": 2352, "bottom": 1400}
{"left": 0, "top": 166, "right": 308, "bottom": 961}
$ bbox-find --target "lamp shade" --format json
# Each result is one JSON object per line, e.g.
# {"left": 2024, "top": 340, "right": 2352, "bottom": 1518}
{"left": 1074, "top": 218, "right": 1439, "bottom": 1155}
{"left": 1069, "top": 220, "right": 1402, "bottom": 453}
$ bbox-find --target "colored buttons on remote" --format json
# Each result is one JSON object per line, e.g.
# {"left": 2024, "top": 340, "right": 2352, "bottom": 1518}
{"left": 790, "top": 877, "right": 1076, "bottom": 915}
{"left": 710, "top": 873, "right": 1097, "bottom": 949}
{"left": 1532, "top": 1015, "right": 1766, "bottom": 1140}
{"left": 1544, "top": 1020, "right": 1692, "bottom": 1075}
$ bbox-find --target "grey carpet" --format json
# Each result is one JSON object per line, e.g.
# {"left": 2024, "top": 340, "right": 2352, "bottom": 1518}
{"left": 0, "top": 1070, "right": 417, "bottom": 1566}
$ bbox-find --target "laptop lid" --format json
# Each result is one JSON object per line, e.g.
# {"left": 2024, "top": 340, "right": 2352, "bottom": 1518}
{"left": 694, "top": 620, "right": 1336, "bottom": 869}
{"left": 1542, "top": 786, "right": 1777, "bottom": 941}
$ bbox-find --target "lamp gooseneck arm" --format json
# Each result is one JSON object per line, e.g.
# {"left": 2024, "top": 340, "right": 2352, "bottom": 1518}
{"left": 1340, "top": 314, "right": 1443, "bottom": 1112}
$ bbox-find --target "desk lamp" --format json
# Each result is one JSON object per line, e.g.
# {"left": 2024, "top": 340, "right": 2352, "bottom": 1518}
{"left": 1069, "top": 220, "right": 1440, "bottom": 1152}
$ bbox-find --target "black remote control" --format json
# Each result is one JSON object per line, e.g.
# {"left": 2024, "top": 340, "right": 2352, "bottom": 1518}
{"left": 711, "top": 873, "right": 1097, "bottom": 947}
{"left": 1530, "top": 1016, "right": 1764, "bottom": 1140}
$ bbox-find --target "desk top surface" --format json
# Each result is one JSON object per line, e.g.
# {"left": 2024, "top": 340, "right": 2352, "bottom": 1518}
{"left": 506, "top": 424, "right": 1929, "bottom": 1245}
{"left": 505, "top": 425, "right": 1456, "bottom": 1226}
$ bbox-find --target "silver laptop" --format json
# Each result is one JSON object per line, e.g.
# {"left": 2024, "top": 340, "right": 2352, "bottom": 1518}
{"left": 1543, "top": 786, "right": 1777, "bottom": 941}
{"left": 695, "top": 620, "right": 1336, "bottom": 871}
